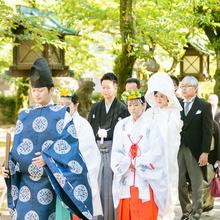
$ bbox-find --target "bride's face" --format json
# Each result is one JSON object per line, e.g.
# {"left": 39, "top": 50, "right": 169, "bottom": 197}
{"left": 154, "top": 92, "right": 169, "bottom": 108}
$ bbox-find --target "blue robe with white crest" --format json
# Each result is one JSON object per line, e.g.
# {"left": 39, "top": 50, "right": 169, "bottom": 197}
{"left": 6, "top": 104, "right": 93, "bottom": 220}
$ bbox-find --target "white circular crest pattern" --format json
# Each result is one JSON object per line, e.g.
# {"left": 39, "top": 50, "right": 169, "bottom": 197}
{"left": 54, "top": 140, "right": 71, "bottom": 154}
{"left": 24, "top": 109, "right": 30, "bottom": 114}
{"left": 37, "top": 188, "right": 53, "bottom": 205}
{"left": 32, "top": 116, "right": 48, "bottom": 133}
{"left": 67, "top": 124, "right": 77, "bottom": 138}
{"left": 11, "top": 185, "right": 18, "bottom": 201}
{"left": 19, "top": 186, "right": 31, "bottom": 202}
{"left": 15, "top": 120, "right": 23, "bottom": 135}
{"left": 24, "top": 210, "right": 39, "bottom": 220}
{"left": 68, "top": 160, "right": 83, "bottom": 174}
{"left": 9, "top": 160, "right": 16, "bottom": 175}
{"left": 48, "top": 212, "right": 56, "bottom": 220}
{"left": 73, "top": 184, "right": 88, "bottom": 202}
{"left": 54, "top": 173, "right": 66, "bottom": 187}
{"left": 50, "top": 105, "right": 63, "bottom": 112}
{"left": 82, "top": 211, "right": 93, "bottom": 220}
{"left": 8, "top": 208, "right": 17, "bottom": 220}
{"left": 17, "top": 138, "right": 33, "bottom": 155}
{"left": 41, "top": 140, "right": 53, "bottom": 151}
{"left": 56, "top": 119, "right": 64, "bottom": 134}
{"left": 28, "top": 163, "right": 43, "bottom": 181}
{"left": 15, "top": 162, "right": 20, "bottom": 172}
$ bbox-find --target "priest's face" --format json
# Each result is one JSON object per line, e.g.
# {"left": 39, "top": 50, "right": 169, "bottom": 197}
{"left": 154, "top": 92, "right": 169, "bottom": 108}
{"left": 127, "top": 99, "right": 145, "bottom": 121}
{"left": 31, "top": 87, "right": 53, "bottom": 105}
{"left": 101, "top": 80, "right": 117, "bottom": 100}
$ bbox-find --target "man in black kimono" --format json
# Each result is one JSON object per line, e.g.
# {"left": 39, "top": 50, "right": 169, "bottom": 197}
{"left": 88, "top": 72, "right": 129, "bottom": 220}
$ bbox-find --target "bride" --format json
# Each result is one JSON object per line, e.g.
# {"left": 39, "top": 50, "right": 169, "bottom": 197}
{"left": 144, "top": 72, "right": 183, "bottom": 220}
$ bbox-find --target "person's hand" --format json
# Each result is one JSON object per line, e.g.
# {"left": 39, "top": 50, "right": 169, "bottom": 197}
{"left": 32, "top": 152, "right": 46, "bottom": 167}
{"left": 216, "top": 160, "right": 220, "bottom": 167}
{"left": 198, "top": 152, "right": 208, "bottom": 167}
{"left": 1, "top": 166, "right": 9, "bottom": 178}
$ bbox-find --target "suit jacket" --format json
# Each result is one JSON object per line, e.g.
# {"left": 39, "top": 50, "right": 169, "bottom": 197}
{"left": 214, "top": 106, "right": 220, "bottom": 125}
{"left": 208, "top": 120, "right": 220, "bottom": 165}
{"left": 180, "top": 96, "right": 213, "bottom": 161}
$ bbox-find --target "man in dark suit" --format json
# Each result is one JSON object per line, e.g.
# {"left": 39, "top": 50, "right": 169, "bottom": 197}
{"left": 208, "top": 94, "right": 220, "bottom": 167}
{"left": 208, "top": 94, "right": 220, "bottom": 125}
{"left": 178, "top": 76, "right": 213, "bottom": 220}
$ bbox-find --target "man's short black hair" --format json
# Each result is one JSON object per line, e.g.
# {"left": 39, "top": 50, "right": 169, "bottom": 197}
{"left": 100, "top": 72, "right": 118, "bottom": 85}
{"left": 170, "top": 75, "right": 179, "bottom": 86}
{"left": 125, "top": 77, "right": 140, "bottom": 89}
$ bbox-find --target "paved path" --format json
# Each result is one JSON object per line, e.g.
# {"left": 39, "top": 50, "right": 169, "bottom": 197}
{"left": 174, "top": 199, "right": 220, "bottom": 220}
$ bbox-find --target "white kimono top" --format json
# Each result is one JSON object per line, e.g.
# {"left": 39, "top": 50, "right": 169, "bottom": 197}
{"left": 65, "top": 111, "right": 103, "bottom": 216}
{"left": 111, "top": 113, "right": 169, "bottom": 216}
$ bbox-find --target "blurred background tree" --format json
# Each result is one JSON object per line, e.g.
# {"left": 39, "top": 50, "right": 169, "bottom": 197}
{"left": 0, "top": 0, "right": 220, "bottom": 122}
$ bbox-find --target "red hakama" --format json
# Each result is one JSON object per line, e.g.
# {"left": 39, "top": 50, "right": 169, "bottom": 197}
{"left": 117, "top": 185, "right": 158, "bottom": 220}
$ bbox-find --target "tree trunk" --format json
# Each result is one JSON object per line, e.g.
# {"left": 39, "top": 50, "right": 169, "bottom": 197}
{"left": 114, "top": 0, "right": 136, "bottom": 96}
{"left": 202, "top": 17, "right": 220, "bottom": 98}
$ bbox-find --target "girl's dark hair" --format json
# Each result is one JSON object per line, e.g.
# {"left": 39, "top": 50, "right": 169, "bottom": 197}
{"left": 71, "top": 93, "right": 79, "bottom": 105}
{"left": 140, "top": 96, "right": 146, "bottom": 103}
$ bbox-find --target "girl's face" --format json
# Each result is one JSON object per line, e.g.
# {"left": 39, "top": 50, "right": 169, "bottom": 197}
{"left": 127, "top": 99, "right": 145, "bottom": 121}
{"left": 59, "top": 97, "right": 77, "bottom": 116}
{"left": 154, "top": 92, "right": 169, "bottom": 108}
{"left": 31, "top": 87, "right": 52, "bottom": 106}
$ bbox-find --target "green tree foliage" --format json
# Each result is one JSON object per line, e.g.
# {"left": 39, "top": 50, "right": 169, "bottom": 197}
{"left": 194, "top": 0, "right": 220, "bottom": 96}
{"left": 0, "top": 95, "right": 16, "bottom": 124}
{"left": 0, "top": 0, "right": 219, "bottom": 100}
{"left": 114, "top": 0, "right": 196, "bottom": 95}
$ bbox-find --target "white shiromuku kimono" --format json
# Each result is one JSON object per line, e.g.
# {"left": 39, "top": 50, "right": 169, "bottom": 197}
{"left": 111, "top": 113, "right": 169, "bottom": 217}
{"left": 72, "top": 111, "right": 103, "bottom": 217}
{"left": 145, "top": 72, "right": 183, "bottom": 220}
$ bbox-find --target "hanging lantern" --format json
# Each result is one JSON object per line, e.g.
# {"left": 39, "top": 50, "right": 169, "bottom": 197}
{"left": 9, "top": 5, "right": 78, "bottom": 77}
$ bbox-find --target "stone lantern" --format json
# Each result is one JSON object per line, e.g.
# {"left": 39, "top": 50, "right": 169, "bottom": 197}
{"left": 9, "top": 5, "right": 78, "bottom": 77}
{"left": 180, "top": 36, "right": 214, "bottom": 81}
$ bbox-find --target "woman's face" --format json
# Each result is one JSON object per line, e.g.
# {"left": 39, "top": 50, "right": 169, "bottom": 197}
{"left": 154, "top": 92, "right": 169, "bottom": 108}
{"left": 127, "top": 99, "right": 145, "bottom": 121}
{"left": 31, "top": 87, "right": 52, "bottom": 105}
{"left": 59, "top": 97, "right": 77, "bottom": 116}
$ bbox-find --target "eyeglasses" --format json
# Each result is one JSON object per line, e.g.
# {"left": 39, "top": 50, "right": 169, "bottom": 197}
{"left": 180, "top": 85, "right": 195, "bottom": 89}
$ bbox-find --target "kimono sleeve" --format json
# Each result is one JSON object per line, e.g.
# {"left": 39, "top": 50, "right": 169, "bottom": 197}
{"left": 6, "top": 155, "right": 21, "bottom": 218}
{"left": 111, "top": 120, "right": 130, "bottom": 176}
{"left": 136, "top": 122, "right": 169, "bottom": 215}
{"left": 42, "top": 119, "right": 93, "bottom": 220}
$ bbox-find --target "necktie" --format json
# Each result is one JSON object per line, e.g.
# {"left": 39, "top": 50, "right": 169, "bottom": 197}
{"left": 184, "top": 101, "right": 191, "bottom": 116}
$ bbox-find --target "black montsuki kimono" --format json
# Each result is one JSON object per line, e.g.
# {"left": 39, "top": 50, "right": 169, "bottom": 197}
{"left": 88, "top": 97, "right": 129, "bottom": 220}
{"left": 88, "top": 97, "right": 129, "bottom": 141}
